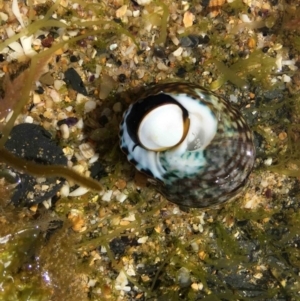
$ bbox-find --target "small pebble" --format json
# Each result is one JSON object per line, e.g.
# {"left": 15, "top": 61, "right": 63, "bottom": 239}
{"left": 177, "top": 267, "right": 191, "bottom": 287}
{"left": 68, "top": 209, "right": 86, "bottom": 232}
{"left": 54, "top": 79, "right": 65, "bottom": 91}
{"left": 60, "top": 124, "right": 70, "bottom": 139}
{"left": 49, "top": 89, "right": 61, "bottom": 103}
{"left": 79, "top": 142, "right": 95, "bottom": 159}
{"left": 115, "top": 192, "right": 127, "bottom": 203}
{"left": 183, "top": 11, "right": 194, "bottom": 28}
{"left": 33, "top": 93, "right": 41, "bottom": 104}
{"left": 173, "top": 47, "right": 183, "bottom": 57}
{"left": 113, "top": 102, "right": 122, "bottom": 113}
{"left": 24, "top": 116, "right": 34, "bottom": 123}
{"left": 136, "top": 0, "right": 152, "bottom": 5}
{"left": 115, "top": 179, "right": 127, "bottom": 189}
{"left": 116, "top": 5, "right": 127, "bottom": 18}
{"left": 137, "top": 236, "right": 148, "bottom": 244}
{"left": 278, "top": 131, "right": 287, "bottom": 140}
{"left": 264, "top": 158, "right": 273, "bottom": 166}
{"left": 84, "top": 99, "right": 97, "bottom": 113}
{"left": 102, "top": 190, "right": 113, "bottom": 202}
{"left": 109, "top": 43, "right": 118, "bottom": 51}
{"left": 282, "top": 74, "right": 291, "bottom": 83}
{"left": 115, "top": 270, "right": 130, "bottom": 292}
{"left": 60, "top": 183, "right": 70, "bottom": 197}
{"left": 69, "top": 187, "right": 89, "bottom": 197}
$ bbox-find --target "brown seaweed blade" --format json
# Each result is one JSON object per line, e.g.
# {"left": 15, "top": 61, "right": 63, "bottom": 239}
{"left": 0, "top": 148, "right": 102, "bottom": 191}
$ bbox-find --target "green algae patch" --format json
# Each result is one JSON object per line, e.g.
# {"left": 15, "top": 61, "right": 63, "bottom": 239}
{"left": 210, "top": 51, "right": 277, "bottom": 90}
{"left": 0, "top": 204, "right": 89, "bottom": 301}
{"left": 254, "top": 93, "right": 300, "bottom": 178}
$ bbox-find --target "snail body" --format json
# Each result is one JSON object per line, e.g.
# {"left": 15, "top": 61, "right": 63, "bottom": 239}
{"left": 119, "top": 82, "right": 255, "bottom": 208}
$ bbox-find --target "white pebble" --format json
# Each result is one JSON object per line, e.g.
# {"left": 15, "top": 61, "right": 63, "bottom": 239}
{"left": 240, "top": 14, "right": 251, "bottom": 23}
{"left": 136, "top": 0, "right": 152, "bottom": 5}
{"left": 137, "top": 236, "right": 148, "bottom": 244}
{"left": 32, "top": 38, "right": 41, "bottom": 46}
{"left": 173, "top": 47, "right": 183, "bottom": 57}
{"left": 115, "top": 270, "right": 130, "bottom": 292}
{"left": 89, "top": 153, "right": 99, "bottom": 164}
{"left": 190, "top": 241, "right": 199, "bottom": 252}
{"left": 229, "top": 94, "right": 238, "bottom": 103}
{"left": 76, "top": 118, "right": 84, "bottom": 129}
{"left": 264, "top": 158, "right": 273, "bottom": 166}
{"left": 282, "top": 74, "right": 291, "bottom": 83}
{"left": 60, "top": 183, "right": 70, "bottom": 197}
{"left": 115, "top": 191, "right": 127, "bottom": 203}
{"left": 42, "top": 199, "right": 52, "bottom": 209}
{"left": 54, "top": 79, "right": 65, "bottom": 91}
{"left": 87, "top": 279, "right": 97, "bottom": 288}
{"left": 157, "top": 62, "right": 169, "bottom": 71}
{"left": 133, "top": 10, "right": 140, "bottom": 17}
{"left": 69, "top": 187, "right": 89, "bottom": 197}
{"left": 102, "top": 190, "right": 113, "bottom": 202}
{"left": 76, "top": 93, "right": 88, "bottom": 104}
{"left": 84, "top": 99, "right": 97, "bottom": 113}
{"left": 60, "top": 124, "right": 70, "bottom": 139}
{"left": 178, "top": 267, "right": 191, "bottom": 287}
{"left": 282, "top": 59, "right": 295, "bottom": 66}
{"left": 20, "top": 35, "right": 36, "bottom": 57}
{"left": 109, "top": 43, "right": 118, "bottom": 51}
{"left": 49, "top": 89, "right": 61, "bottom": 103}
{"left": 24, "top": 116, "right": 33, "bottom": 123}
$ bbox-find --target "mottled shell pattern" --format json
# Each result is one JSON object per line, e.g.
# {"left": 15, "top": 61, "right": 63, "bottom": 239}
{"left": 119, "top": 82, "right": 255, "bottom": 208}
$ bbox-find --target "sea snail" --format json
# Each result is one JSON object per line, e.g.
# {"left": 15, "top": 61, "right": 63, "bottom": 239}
{"left": 119, "top": 82, "right": 255, "bottom": 208}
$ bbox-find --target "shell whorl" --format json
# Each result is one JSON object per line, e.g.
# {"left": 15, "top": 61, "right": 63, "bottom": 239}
{"left": 119, "top": 82, "right": 255, "bottom": 208}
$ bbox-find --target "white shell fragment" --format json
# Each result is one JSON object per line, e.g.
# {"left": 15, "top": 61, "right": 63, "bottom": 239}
{"left": 12, "top": 0, "right": 25, "bottom": 28}
{"left": 68, "top": 187, "right": 89, "bottom": 197}
{"left": 138, "top": 104, "right": 185, "bottom": 151}
{"left": 79, "top": 142, "right": 95, "bottom": 159}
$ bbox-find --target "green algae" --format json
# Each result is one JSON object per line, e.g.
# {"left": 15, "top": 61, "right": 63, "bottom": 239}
{"left": 154, "top": 0, "right": 169, "bottom": 46}
{"left": 210, "top": 50, "right": 277, "bottom": 90}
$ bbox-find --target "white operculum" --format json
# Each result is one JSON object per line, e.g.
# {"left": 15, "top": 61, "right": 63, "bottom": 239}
{"left": 138, "top": 104, "right": 185, "bottom": 151}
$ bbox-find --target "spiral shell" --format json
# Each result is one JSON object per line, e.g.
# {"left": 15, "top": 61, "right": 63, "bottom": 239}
{"left": 119, "top": 82, "right": 255, "bottom": 208}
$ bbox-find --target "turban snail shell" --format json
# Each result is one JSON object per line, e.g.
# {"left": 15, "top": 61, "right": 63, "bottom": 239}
{"left": 119, "top": 82, "right": 255, "bottom": 208}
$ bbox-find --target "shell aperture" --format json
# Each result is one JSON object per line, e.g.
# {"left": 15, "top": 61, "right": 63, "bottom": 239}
{"left": 119, "top": 82, "right": 255, "bottom": 208}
